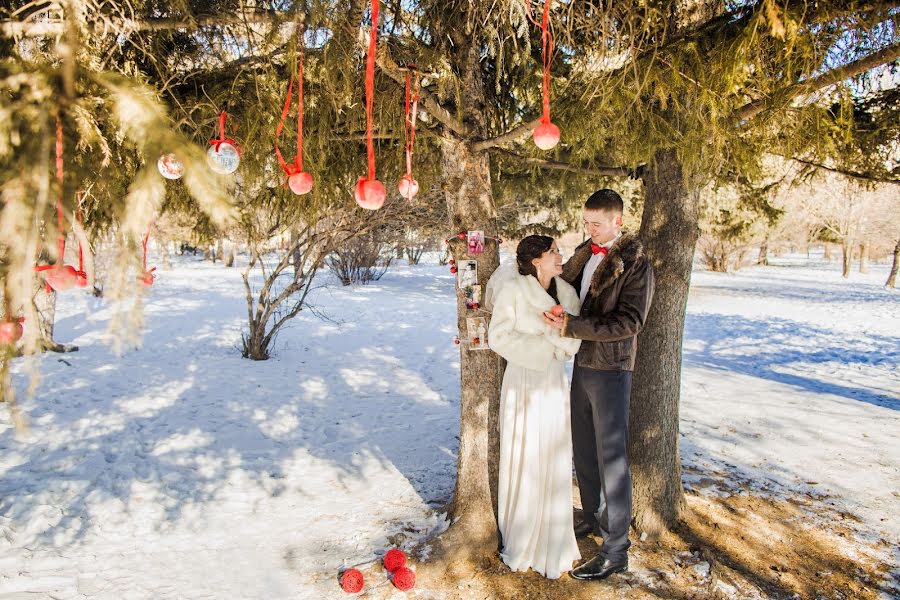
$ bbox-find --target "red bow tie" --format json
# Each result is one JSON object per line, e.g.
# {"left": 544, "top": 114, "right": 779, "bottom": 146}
{"left": 591, "top": 243, "right": 608, "bottom": 256}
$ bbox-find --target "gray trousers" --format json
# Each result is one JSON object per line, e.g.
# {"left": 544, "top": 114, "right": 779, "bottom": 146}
{"left": 571, "top": 364, "right": 632, "bottom": 560}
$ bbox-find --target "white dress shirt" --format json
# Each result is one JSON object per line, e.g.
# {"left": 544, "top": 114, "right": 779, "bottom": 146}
{"left": 579, "top": 235, "right": 619, "bottom": 303}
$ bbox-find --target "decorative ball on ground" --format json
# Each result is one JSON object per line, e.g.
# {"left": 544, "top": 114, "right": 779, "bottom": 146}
{"left": 397, "top": 174, "right": 419, "bottom": 199}
{"left": 457, "top": 232, "right": 467, "bottom": 240}
{"left": 449, "top": 259, "right": 455, "bottom": 265}
{"left": 207, "top": 142, "right": 241, "bottom": 175}
{"left": 450, "top": 267, "right": 457, "bottom": 274}
{"left": 354, "top": 177, "right": 386, "bottom": 210}
{"left": 289, "top": 171, "right": 314, "bottom": 195}
{"left": 383, "top": 548, "right": 407, "bottom": 572}
{"left": 0, "top": 319, "right": 24, "bottom": 345}
{"left": 533, "top": 121, "right": 561, "bottom": 150}
{"left": 157, "top": 153, "right": 185, "bottom": 180}
{"left": 453, "top": 337, "right": 460, "bottom": 345}
{"left": 340, "top": 569, "right": 364, "bottom": 593}
{"left": 550, "top": 304, "right": 565, "bottom": 317}
{"left": 391, "top": 566, "right": 416, "bottom": 591}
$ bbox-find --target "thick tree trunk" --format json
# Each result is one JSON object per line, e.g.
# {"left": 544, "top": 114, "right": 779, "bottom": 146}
{"left": 434, "top": 39, "right": 502, "bottom": 568}
{"left": 440, "top": 138, "right": 502, "bottom": 562}
{"left": 823, "top": 243, "right": 833, "bottom": 261}
{"left": 631, "top": 147, "right": 695, "bottom": 537}
{"left": 859, "top": 242, "right": 869, "bottom": 274}
{"left": 841, "top": 240, "right": 852, "bottom": 278}
{"left": 886, "top": 239, "right": 900, "bottom": 288}
{"left": 757, "top": 238, "right": 769, "bottom": 266}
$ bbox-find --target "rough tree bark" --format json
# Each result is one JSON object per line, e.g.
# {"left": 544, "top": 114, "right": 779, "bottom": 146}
{"left": 434, "top": 40, "right": 502, "bottom": 570}
{"left": 859, "top": 242, "right": 869, "bottom": 274}
{"left": 757, "top": 237, "right": 769, "bottom": 266}
{"left": 631, "top": 148, "right": 697, "bottom": 536}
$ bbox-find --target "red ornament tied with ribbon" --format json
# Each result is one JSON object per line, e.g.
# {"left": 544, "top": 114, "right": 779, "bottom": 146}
{"left": 276, "top": 39, "right": 313, "bottom": 196}
{"left": 208, "top": 111, "right": 241, "bottom": 175}
{"left": 35, "top": 119, "right": 88, "bottom": 293}
{"left": 391, "top": 566, "right": 416, "bottom": 591}
{"left": 397, "top": 70, "right": 420, "bottom": 199}
{"left": 0, "top": 317, "right": 25, "bottom": 346}
{"left": 340, "top": 568, "right": 364, "bottom": 594}
{"left": 525, "top": 0, "right": 560, "bottom": 150}
{"left": 137, "top": 226, "right": 157, "bottom": 286}
{"left": 355, "top": 0, "right": 386, "bottom": 210}
{"left": 383, "top": 548, "right": 407, "bottom": 573}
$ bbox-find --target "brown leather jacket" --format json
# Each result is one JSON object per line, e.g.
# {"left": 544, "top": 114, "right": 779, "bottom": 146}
{"left": 560, "top": 232, "right": 655, "bottom": 371}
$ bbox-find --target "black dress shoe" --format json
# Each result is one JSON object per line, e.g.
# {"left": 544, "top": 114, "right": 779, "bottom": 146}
{"left": 569, "top": 555, "right": 628, "bottom": 581}
{"left": 573, "top": 517, "right": 598, "bottom": 539}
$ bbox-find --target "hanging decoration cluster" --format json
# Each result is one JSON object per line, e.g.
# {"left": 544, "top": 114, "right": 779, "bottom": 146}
{"left": 153, "top": 1, "right": 429, "bottom": 212}
{"left": 354, "top": 0, "right": 387, "bottom": 210}
{"left": 35, "top": 118, "right": 88, "bottom": 294}
{"left": 397, "top": 69, "right": 420, "bottom": 200}
{"left": 276, "top": 35, "right": 314, "bottom": 196}
{"left": 207, "top": 110, "right": 241, "bottom": 175}
{"left": 526, "top": 0, "right": 560, "bottom": 150}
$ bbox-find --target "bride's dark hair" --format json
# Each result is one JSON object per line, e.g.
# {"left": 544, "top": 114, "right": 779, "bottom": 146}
{"left": 516, "top": 234, "right": 559, "bottom": 303}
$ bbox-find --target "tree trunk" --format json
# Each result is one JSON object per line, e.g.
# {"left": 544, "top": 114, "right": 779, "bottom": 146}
{"left": 434, "top": 40, "right": 502, "bottom": 568}
{"left": 224, "top": 241, "right": 235, "bottom": 267}
{"left": 160, "top": 237, "right": 172, "bottom": 271}
{"left": 757, "top": 238, "right": 769, "bottom": 266}
{"left": 31, "top": 284, "right": 77, "bottom": 352}
{"left": 859, "top": 242, "right": 869, "bottom": 274}
{"left": 631, "top": 147, "right": 695, "bottom": 537}
{"left": 823, "top": 243, "right": 833, "bottom": 261}
{"left": 291, "top": 229, "right": 302, "bottom": 275}
{"left": 841, "top": 240, "right": 852, "bottom": 278}
{"left": 886, "top": 239, "right": 899, "bottom": 288}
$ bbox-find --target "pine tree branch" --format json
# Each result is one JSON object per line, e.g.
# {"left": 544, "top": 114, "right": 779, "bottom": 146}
{"left": 2, "top": 9, "right": 287, "bottom": 37}
{"left": 375, "top": 51, "right": 471, "bottom": 139}
{"left": 472, "top": 118, "right": 544, "bottom": 152}
{"left": 783, "top": 155, "right": 900, "bottom": 185}
{"left": 732, "top": 42, "right": 900, "bottom": 123}
{"left": 488, "top": 147, "right": 633, "bottom": 178}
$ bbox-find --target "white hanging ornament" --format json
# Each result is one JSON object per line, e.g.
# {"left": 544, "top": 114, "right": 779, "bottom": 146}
{"left": 157, "top": 153, "right": 184, "bottom": 180}
{"left": 207, "top": 141, "right": 241, "bottom": 175}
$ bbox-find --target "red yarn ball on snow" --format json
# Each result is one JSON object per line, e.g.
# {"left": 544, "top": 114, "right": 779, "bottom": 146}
{"left": 354, "top": 177, "right": 386, "bottom": 210}
{"left": 383, "top": 548, "right": 407, "bottom": 572}
{"left": 533, "top": 121, "right": 560, "bottom": 150}
{"left": 289, "top": 171, "right": 314, "bottom": 196}
{"left": 340, "top": 568, "right": 364, "bottom": 593}
{"left": 391, "top": 566, "right": 416, "bottom": 591}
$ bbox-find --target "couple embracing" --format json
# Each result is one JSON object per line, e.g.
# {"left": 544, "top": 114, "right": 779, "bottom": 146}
{"left": 486, "top": 189, "right": 655, "bottom": 581}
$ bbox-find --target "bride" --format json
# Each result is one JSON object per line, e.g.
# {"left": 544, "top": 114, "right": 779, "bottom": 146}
{"left": 486, "top": 234, "right": 582, "bottom": 579}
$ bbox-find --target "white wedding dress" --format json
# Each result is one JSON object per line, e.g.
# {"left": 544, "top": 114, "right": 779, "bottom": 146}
{"left": 487, "top": 268, "right": 582, "bottom": 579}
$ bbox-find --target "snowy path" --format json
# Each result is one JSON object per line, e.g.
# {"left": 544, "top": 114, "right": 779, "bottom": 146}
{"left": 1, "top": 253, "right": 897, "bottom": 598}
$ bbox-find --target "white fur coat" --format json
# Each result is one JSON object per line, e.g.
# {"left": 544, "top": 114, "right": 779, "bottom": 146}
{"left": 488, "top": 273, "right": 582, "bottom": 370}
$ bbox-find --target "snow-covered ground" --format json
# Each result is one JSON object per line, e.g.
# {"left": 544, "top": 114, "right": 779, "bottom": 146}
{"left": 0, "top": 251, "right": 897, "bottom": 599}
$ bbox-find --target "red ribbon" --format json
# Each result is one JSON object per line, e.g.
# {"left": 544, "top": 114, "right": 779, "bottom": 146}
{"left": 138, "top": 225, "right": 157, "bottom": 285}
{"left": 403, "top": 69, "right": 419, "bottom": 177}
{"left": 525, "top": 0, "right": 555, "bottom": 124}
{"left": 208, "top": 111, "right": 241, "bottom": 155}
{"left": 55, "top": 116, "right": 65, "bottom": 266}
{"left": 365, "top": 0, "right": 380, "bottom": 181}
{"left": 275, "top": 41, "right": 306, "bottom": 179}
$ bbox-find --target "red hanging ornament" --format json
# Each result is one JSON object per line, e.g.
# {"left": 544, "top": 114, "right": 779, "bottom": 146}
{"left": 36, "top": 119, "right": 88, "bottom": 293}
{"left": 391, "top": 566, "right": 416, "bottom": 591}
{"left": 355, "top": 0, "right": 385, "bottom": 210}
{"left": 526, "top": 0, "right": 560, "bottom": 150}
{"left": 276, "top": 37, "right": 313, "bottom": 196}
{"left": 0, "top": 317, "right": 24, "bottom": 346}
{"left": 207, "top": 111, "right": 241, "bottom": 175}
{"left": 137, "top": 226, "right": 157, "bottom": 286}
{"left": 340, "top": 568, "right": 364, "bottom": 593}
{"left": 397, "top": 70, "right": 420, "bottom": 199}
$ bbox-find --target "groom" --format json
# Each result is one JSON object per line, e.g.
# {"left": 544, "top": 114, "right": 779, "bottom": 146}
{"left": 544, "top": 188, "right": 655, "bottom": 581}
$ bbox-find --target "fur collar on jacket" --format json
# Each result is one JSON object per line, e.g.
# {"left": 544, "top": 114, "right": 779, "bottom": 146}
{"left": 561, "top": 232, "right": 644, "bottom": 298}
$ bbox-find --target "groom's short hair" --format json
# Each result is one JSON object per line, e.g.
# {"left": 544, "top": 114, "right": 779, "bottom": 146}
{"left": 584, "top": 189, "right": 624, "bottom": 214}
